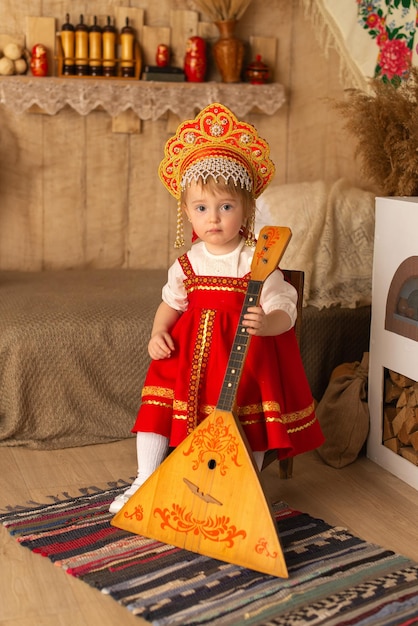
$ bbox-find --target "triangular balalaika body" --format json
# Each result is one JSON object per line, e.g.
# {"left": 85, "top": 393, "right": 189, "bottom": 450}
{"left": 111, "top": 408, "right": 288, "bottom": 577}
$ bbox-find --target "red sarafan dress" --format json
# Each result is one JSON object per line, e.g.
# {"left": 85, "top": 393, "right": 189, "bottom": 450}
{"left": 132, "top": 241, "right": 324, "bottom": 459}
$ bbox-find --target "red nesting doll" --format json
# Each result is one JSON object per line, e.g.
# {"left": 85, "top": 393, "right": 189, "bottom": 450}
{"left": 184, "top": 36, "right": 206, "bottom": 82}
{"left": 30, "top": 44, "right": 48, "bottom": 77}
{"left": 156, "top": 44, "right": 170, "bottom": 68}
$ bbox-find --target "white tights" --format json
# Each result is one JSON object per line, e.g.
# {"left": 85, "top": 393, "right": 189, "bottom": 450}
{"left": 124, "top": 432, "right": 170, "bottom": 496}
{"left": 126, "top": 433, "right": 265, "bottom": 497}
{"left": 253, "top": 450, "right": 265, "bottom": 471}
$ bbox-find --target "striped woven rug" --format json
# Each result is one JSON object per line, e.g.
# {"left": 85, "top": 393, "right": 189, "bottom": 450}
{"left": 1, "top": 484, "right": 418, "bottom": 626}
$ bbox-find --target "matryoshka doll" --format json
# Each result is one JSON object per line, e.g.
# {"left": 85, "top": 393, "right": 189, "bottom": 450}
{"left": 184, "top": 36, "right": 206, "bottom": 82}
{"left": 156, "top": 44, "right": 170, "bottom": 68}
{"left": 30, "top": 43, "right": 48, "bottom": 77}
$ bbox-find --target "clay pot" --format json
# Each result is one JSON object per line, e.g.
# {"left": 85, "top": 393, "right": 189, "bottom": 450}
{"left": 212, "top": 21, "right": 244, "bottom": 83}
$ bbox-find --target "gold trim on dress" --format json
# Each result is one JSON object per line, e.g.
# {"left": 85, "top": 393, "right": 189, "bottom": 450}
{"left": 142, "top": 386, "right": 174, "bottom": 400}
{"left": 186, "top": 309, "right": 215, "bottom": 434}
{"left": 172, "top": 413, "right": 188, "bottom": 421}
{"left": 173, "top": 399, "right": 188, "bottom": 412}
{"left": 286, "top": 415, "right": 318, "bottom": 434}
{"left": 178, "top": 254, "right": 250, "bottom": 298}
{"left": 187, "top": 284, "right": 248, "bottom": 295}
{"left": 142, "top": 400, "right": 173, "bottom": 409}
{"left": 239, "top": 400, "right": 316, "bottom": 426}
{"left": 280, "top": 401, "right": 316, "bottom": 423}
{"left": 238, "top": 401, "right": 281, "bottom": 416}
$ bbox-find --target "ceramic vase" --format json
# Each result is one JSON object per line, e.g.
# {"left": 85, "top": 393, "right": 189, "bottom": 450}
{"left": 212, "top": 20, "right": 244, "bottom": 83}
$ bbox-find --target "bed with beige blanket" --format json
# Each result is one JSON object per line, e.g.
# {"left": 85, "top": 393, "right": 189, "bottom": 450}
{"left": 0, "top": 179, "right": 374, "bottom": 450}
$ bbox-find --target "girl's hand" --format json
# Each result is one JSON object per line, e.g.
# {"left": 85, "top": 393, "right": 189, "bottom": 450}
{"left": 243, "top": 306, "right": 292, "bottom": 337}
{"left": 148, "top": 332, "right": 175, "bottom": 359}
{"left": 242, "top": 306, "right": 268, "bottom": 336}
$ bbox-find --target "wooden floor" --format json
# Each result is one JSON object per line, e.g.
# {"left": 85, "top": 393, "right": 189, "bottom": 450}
{"left": 1, "top": 440, "right": 418, "bottom": 626}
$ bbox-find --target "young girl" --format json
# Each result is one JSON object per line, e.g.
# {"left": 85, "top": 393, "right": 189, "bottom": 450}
{"left": 109, "top": 102, "right": 324, "bottom": 513}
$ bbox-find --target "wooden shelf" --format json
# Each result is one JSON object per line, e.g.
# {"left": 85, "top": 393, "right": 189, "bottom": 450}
{"left": 0, "top": 76, "right": 286, "bottom": 119}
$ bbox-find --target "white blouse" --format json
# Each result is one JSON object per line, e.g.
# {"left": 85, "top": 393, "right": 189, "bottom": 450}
{"left": 162, "top": 240, "right": 297, "bottom": 329}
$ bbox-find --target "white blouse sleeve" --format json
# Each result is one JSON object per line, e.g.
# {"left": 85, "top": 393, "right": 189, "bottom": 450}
{"left": 260, "top": 269, "right": 298, "bottom": 329}
{"left": 161, "top": 259, "right": 188, "bottom": 312}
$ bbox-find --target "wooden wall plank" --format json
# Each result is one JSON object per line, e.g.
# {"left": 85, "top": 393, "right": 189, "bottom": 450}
{"left": 170, "top": 10, "right": 199, "bottom": 69}
{"left": 0, "top": 1, "right": 39, "bottom": 40}
{"left": 0, "top": 109, "right": 44, "bottom": 270}
{"left": 85, "top": 112, "right": 129, "bottom": 268}
{"left": 197, "top": 21, "right": 217, "bottom": 39}
{"left": 114, "top": 6, "right": 145, "bottom": 33}
{"left": 42, "top": 110, "right": 86, "bottom": 268}
{"left": 141, "top": 25, "right": 170, "bottom": 68}
{"left": 112, "top": 110, "right": 141, "bottom": 134}
{"left": 127, "top": 119, "right": 173, "bottom": 269}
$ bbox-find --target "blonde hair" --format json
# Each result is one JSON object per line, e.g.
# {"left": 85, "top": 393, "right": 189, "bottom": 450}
{"left": 180, "top": 176, "right": 256, "bottom": 245}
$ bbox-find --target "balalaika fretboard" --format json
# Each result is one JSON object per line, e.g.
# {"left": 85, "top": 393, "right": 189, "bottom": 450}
{"left": 216, "top": 279, "right": 263, "bottom": 412}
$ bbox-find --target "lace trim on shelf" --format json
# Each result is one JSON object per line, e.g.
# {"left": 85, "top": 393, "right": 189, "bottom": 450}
{"left": 0, "top": 77, "right": 286, "bottom": 119}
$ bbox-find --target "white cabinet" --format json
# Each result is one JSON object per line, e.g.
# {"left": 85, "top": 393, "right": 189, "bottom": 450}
{"left": 368, "top": 196, "right": 418, "bottom": 490}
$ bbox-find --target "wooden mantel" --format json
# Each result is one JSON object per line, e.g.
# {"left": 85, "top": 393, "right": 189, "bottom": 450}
{"left": 0, "top": 76, "right": 286, "bottom": 120}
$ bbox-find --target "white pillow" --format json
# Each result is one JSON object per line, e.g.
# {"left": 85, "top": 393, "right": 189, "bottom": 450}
{"left": 255, "top": 178, "right": 375, "bottom": 309}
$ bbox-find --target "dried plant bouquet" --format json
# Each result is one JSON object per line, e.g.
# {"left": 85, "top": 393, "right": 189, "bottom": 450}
{"left": 336, "top": 67, "right": 418, "bottom": 196}
{"left": 192, "top": 0, "right": 252, "bottom": 21}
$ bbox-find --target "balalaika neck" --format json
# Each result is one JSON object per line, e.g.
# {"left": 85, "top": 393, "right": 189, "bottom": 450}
{"left": 216, "top": 279, "right": 263, "bottom": 412}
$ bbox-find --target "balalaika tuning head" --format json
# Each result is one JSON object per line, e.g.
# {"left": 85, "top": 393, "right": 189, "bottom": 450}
{"left": 251, "top": 226, "right": 292, "bottom": 282}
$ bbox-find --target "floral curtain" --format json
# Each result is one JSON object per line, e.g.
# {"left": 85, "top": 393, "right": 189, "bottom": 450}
{"left": 302, "top": 0, "right": 418, "bottom": 87}
{"left": 358, "top": 0, "right": 418, "bottom": 85}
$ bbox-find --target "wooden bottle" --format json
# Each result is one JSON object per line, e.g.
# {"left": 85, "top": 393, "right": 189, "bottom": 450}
{"left": 102, "top": 16, "right": 116, "bottom": 77}
{"left": 60, "top": 13, "right": 75, "bottom": 75}
{"left": 89, "top": 16, "right": 102, "bottom": 76}
{"left": 75, "top": 14, "right": 89, "bottom": 76}
{"left": 120, "top": 17, "right": 135, "bottom": 77}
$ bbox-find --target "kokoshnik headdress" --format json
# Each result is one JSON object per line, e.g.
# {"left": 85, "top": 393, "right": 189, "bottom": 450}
{"left": 158, "top": 102, "right": 275, "bottom": 248}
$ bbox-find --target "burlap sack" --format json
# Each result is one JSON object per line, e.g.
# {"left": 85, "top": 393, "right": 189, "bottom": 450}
{"left": 316, "top": 352, "right": 369, "bottom": 468}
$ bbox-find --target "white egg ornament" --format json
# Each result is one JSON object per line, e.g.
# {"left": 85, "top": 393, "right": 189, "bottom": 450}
{"left": 14, "top": 57, "right": 27, "bottom": 74}
{"left": 4, "top": 42, "right": 23, "bottom": 61}
{"left": 0, "top": 56, "right": 15, "bottom": 75}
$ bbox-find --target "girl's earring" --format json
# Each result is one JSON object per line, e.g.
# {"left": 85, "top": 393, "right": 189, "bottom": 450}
{"left": 244, "top": 212, "right": 256, "bottom": 247}
{"left": 174, "top": 201, "right": 185, "bottom": 248}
